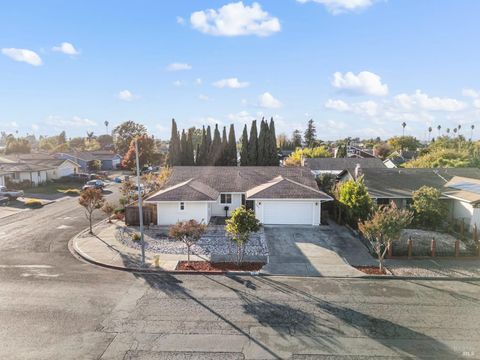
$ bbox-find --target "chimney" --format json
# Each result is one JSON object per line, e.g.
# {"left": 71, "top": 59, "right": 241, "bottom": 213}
{"left": 354, "top": 163, "right": 363, "bottom": 180}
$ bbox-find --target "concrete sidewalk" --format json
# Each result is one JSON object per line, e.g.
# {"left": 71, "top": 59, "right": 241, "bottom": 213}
{"left": 72, "top": 221, "right": 209, "bottom": 271}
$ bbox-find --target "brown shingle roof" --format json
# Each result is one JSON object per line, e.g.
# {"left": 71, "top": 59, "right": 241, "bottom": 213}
{"left": 146, "top": 166, "right": 328, "bottom": 201}
{"left": 246, "top": 176, "right": 332, "bottom": 200}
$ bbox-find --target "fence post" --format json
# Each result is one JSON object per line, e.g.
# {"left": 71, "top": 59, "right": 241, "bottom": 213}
{"left": 387, "top": 240, "right": 393, "bottom": 258}
{"left": 455, "top": 240, "right": 460, "bottom": 257}
{"left": 431, "top": 238, "right": 436, "bottom": 258}
{"left": 407, "top": 237, "right": 413, "bottom": 258}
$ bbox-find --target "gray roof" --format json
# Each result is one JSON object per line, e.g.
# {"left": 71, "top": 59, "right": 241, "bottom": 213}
{"left": 146, "top": 166, "right": 328, "bottom": 201}
{"left": 360, "top": 168, "right": 480, "bottom": 199}
{"left": 306, "top": 157, "right": 386, "bottom": 172}
{"left": 56, "top": 151, "right": 120, "bottom": 161}
{"left": 148, "top": 179, "right": 219, "bottom": 201}
{"left": 246, "top": 176, "right": 331, "bottom": 200}
{"left": 0, "top": 162, "right": 53, "bottom": 172}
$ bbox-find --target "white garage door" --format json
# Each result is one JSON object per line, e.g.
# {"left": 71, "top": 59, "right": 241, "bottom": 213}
{"left": 263, "top": 201, "right": 314, "bottom": 225}
{"left": 58, "top": 165, "right": 74, "bottom": 177}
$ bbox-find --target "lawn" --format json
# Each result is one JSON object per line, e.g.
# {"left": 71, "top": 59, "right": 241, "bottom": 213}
{"left": 23, "top": 182, "right": 82, "bottom": 195}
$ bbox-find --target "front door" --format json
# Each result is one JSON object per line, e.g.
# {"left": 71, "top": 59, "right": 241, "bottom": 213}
{"left": 241, "top": 194, "right": 255, "bottom": 211}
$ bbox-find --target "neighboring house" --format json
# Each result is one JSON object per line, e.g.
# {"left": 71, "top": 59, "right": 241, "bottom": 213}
{"left": 443, "top": 176, "right": 480, "bottom": 231}
{"left": 0, "top": 163, "right": 51, "bottom": 186}
{"left": 0, "top": 154, "right": 80, "bottom": 180}
{"left": 306, "top": 158, "right": 386, "bottom": 178}
{"left": 145, "top": 166, "right": 333, "bottom": 226}
{"left": 347, "top": 144, "right": 376, "bottom": 158}
{"left": 346, "top": 167, "right": 480, "bottom": 207}
{"left": 55, "top": 151, "right": 122, "bottom": 171}
{"left": 383, "top": 150, "right": 418, "bottom": 168}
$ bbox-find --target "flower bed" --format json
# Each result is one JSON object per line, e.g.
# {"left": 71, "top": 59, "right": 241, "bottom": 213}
{"left": 176, "top": 261, "right": 265, "bottom": 272}
{"left": 355, "top": 266, "right": 387, "bottom": 275}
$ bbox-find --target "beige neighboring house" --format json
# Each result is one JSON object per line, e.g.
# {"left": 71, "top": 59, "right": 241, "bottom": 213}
{"left": 443, "top": 176, "right": 480, "bottom": 231}
{"left": 0, "top": 171, "right": 12, "bottom": 186}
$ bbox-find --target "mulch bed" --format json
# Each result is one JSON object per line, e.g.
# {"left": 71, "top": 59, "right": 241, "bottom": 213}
{"left": 355, "top": 266, "right": 387, "bottom": 275}
{"left": 176, "top": 261, "right": 265, "bottom": 272}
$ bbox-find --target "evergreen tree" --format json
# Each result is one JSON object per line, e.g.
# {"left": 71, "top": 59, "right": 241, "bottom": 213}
{"left": 186, "top": 129, "right": 195, "bottom": 165}
{"left": 268, "top": 117, "right": 277, "bottom": 165}
{"left": 180, "top": 129, "right": 187, "bottom": 165}
{"left": 257, "top": 119, "right": 267, "bottom": 165}
{"left": 221, "top": 126, "right": 228, "bottom": 165}
{"left": 195, "top": 143, "right": 201, "bottom": 165}
{"left": 205, "top": 125, "right": 213, "bottom": 165}
{"left": 197, "top": 126, "right": 207, "bottom": 165}
{"left": 240, "top": 125, "right": 249, "bottom": 166}
{"left": 228, "top": 124, "right": 237, "bottom": 166}
{"left": 292, "top": 129, "right": 302, "bottom": 148}
{"left": 211, "top": 124, "right": 222, "bottom": 165}
{"left": 168, "top": 118, "right": 181, "bottom": 166}
{"left": 304, "top": 119, "right": 317, "bottom": 148}
{"left": 247, "top": 120, "right": 258, "bottom": 165}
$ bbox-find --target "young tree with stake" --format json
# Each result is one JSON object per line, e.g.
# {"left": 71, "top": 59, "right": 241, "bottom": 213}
{"left": 225, "top": 206, "right": 260, "bottom": 265}
{"left": 168, "top": 220, "right": 206, "bottom": 266}
{"left": 79, "top": 188, "right": 105, "bottom": 234}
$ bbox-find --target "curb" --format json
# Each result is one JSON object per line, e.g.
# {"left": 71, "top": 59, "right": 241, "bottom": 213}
{"left": 69, "top": 222, "right": 480, "bottom": 281}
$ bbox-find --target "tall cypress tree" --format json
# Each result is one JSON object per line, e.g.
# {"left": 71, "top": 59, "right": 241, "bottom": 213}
{"left": 211, "top": 124, "right": 222, "bottom": 165}
{"left": 228, "top": 124, "right": 237, "bottom": 166}
{"left": 268, "top": 117, "right": 277, "bottom": 165}
{"left": 205, "top": 125, "right": 213, "bottom": 165}
{"left": 168, "top": 118, "right": 181, "bottom": 166}
{"left": 180, "top": 129, "right": 187, "bottom": 165}
{"left": 195, "top": 143, "right": 201, "bottom": 165}
{"left": 197, "top": 126, "right": 207, "bottom": 165}
{"left": 221, "top": 126, "right": 228, "bottom": 165}
{"left": 304, "top": 119, "right": 317, "bottom": 148}
{"left": 247, "top": 120, "right": 258, "bottom": 165}
{"left": 240, "top": 124, "right": 249, "bottom": 166}
{"left": 186, "top": 129, "right": 195, "bottom": 165}
{"left": 257, "top": 119, "right": 267, "bottom": 165}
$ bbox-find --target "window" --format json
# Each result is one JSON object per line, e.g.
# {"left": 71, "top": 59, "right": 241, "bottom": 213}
{"left": 220, "top": 194, "right": 232, "bottom": 204}
{"left": 179, "top": 202, "right": 185, "bottom": 211}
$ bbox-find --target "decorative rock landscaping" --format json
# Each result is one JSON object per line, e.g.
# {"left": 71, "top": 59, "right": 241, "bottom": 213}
{"left": 116, "top": 224, "right": 269, "bottom": 258}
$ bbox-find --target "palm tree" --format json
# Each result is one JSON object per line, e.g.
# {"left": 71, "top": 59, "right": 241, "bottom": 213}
{"left": 428, "top": 126, "right": 432, "bottom": 142}
{"left": 104, "top": 121, "right": 109, "bottom": 135}
{"left": 86, "top": 131, "right": 94, "bottom": 143}
{"left": 401, "top": 122, "right": 407, "bottom": 136}
{"left": 453, "top": 128, "right": 458, "bottom": 137}
{"left": 471, "top": 124, "right": 475, "bottom": 141}
{"left": 437, "top": 124, "right": 441, "bottom": 137}
{"left": 457, "top": 124, "right": 462, "bottom": 136}
{"left": 446, "top": 128, "right": 451, "bottom": 137}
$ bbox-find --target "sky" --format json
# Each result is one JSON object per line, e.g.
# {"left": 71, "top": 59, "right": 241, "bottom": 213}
{"left": 1, "top": 0, "right": 480, "bottom": 141}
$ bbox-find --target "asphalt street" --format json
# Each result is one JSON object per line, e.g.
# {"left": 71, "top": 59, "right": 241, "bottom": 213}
{"left": 0, "top": 186, "right": 479, "bottom": 359}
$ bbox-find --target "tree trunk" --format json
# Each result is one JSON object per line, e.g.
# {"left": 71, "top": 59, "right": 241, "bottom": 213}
{"left": 187, "top": 245, "right": 191, "bottom": 265}
{"left": 89, "top": 213, "right": 93, "bottom": 234}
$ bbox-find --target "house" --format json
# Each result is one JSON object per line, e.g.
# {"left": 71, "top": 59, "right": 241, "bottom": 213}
{"left": 0, "top": 163, "right": 51, "bottom": 186}
{"left": 348, "top": 167, "right": 480, "bottom": 207}
{"left": 145, "top": 166, "right": 333, "bottom": 226}
{"left": 383, "top": 150, "right": 418, "bottom": 168}
{"left": 0, "top": 171, "right": 12, "bottom": 186}
{"left": 306, "top": 157, "right": 386, "bottom": 178}
{"left": 347, "top": 144, "right": 376, "bottom": 158}
{"left": 443, "top": 176, "right": 480, "bottom": 231}
{"left": 55, "top": 151, "right": 122, "bottom": 171}
{"left": 0, "top": 154, "right": 80, "bottom": 181}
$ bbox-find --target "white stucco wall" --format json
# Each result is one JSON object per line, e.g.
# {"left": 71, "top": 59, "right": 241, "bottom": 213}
{"left": 211, "top": 193, "right": 243, "bottom": 217}
{"left": 0, "top": 175, "right": 5, "bottom": 186}
{"left": 452, "top": 199, "right": 480, "bottom": 231}
{"left": 11, "top": 171, "right": 47, "bottom": 186}
{"left": 154, "top": 201, "right": 210, "bottom": 225}
{"left": 47, "top": 161, "right": 78, "bottom": 180}
{"left": 254, "top": 199, "right": 321, "bottom": 226}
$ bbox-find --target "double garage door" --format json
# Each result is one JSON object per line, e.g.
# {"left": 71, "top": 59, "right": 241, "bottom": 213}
{"left": 262, "top": 201, "right": 316, "bottom": 225}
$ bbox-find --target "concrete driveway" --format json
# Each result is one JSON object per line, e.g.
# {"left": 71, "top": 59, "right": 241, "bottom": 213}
{"left": 261, "top": 223, "right": 376, "bottom": 277}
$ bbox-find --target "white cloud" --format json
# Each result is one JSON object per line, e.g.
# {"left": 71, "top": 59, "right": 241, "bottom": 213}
{"left": 394, "top": 90, "right": 466, "bottom": 112}
{"left": 332, "top": 71, "right": 388, "bottom": 96}
{"left": 167, "top": 62, "right": 192, "bottom": 71}
{"left": 10, "top": 121, "right": 19, "bottom": 128}
{"left": 297, "top": 0, "right": 375, "bottom": 14}
{"left": 1, "top": 48, "right": 42, "bottom": 66}
{"left": 462, "top": 88, "right": 480, "bottom": 108}
{"left": 198, "top": 94, "right": 210, "bottom": 101}
{"left": 190, "top": 1, "right": 280, "bottom": 37}
{"left": 325, "top": 99, "right": 378, "bottom": 116}
{"left": 173, "top": 80, "right": 183, "bottom": 87}
{"left": 52, "top": 42, "right": 79, "bottom": 55}
{"left": 46, "top": 115, "right": 97, "bottom": 127}
{"left": 117, "top": 90, "right": 138, "bottom": 102}
{"left": 195, "top": 78, "right": 202, "bottom": 85}
{"left": 259, "top": 92, "right": 283, "bottom": 108}
{"left": 31, "top": 124, "right": 39, "bottom": 131}
{"left": 228, "top": 110, "right": 255, "bottom": 123}
{"left": 212, "top": 77, "right": 249, "bottom": 89}
{"left": 176, "top": 16, "right": 186, "bottom": 25}
{"left": 325, "top": 99, "right": 350, "bottom": 112}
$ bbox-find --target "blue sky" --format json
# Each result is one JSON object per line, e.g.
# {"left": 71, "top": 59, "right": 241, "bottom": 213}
{"left": 1, "top": 0, "right": 480, "bottom": 141}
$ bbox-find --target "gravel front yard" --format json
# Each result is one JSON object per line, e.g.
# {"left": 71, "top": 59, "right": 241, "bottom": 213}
{"left": 116, "top": 224, "right": 269, "bottom": 257}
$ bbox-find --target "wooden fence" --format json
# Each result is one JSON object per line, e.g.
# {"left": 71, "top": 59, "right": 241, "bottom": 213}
{"left": 125, "top": 204, "right": 157, "bottom": 226}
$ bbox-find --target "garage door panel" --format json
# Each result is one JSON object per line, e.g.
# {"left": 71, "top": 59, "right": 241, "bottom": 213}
{"left": 263, "top": 201, "right": 313, "bottom": 225}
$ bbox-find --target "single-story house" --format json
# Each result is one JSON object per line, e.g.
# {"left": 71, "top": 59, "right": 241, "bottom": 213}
{"left": 0, "top": 163, "right": 51, "bottom": 186}
{"left": 145, "top": 166, "right": 333, "bottom": 226}
{"left": 347, "top": 144, "right": 376, "bottom": 158}
{"left": 383, "top": 150, "right": 418, "bottom": 168}
{"left": 306, "top": 157, "right": 386, "bottom": 178}
{"left": 55, "top": 151, "right": 122, "bottom": 171}
{"left": 443, "top": 176, "right": 480, "bottom": 231}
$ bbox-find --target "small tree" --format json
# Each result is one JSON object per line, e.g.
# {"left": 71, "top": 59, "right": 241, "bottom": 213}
{"left": 79, "top": 188, "right": 105, "bottom": 234}
{"left": 87, "top": 159, "right": 101, "bottom": 172}
{"left": 359, "top": 204, "right": 413, "bottom": 271}
{"left": 120, "top": 180, "right": 136, "bottom": 203}
{"left": 412, "top": 186, "right": 447, "bottom": 229}
{"left": 335, "top": 178, "right": 373, "bottom": 226}
{"left": 168, "top": 220, "right": 206, "bottom": 266}
{"left": 102, "top": 201, "right": 115, "bottom": 223}
{"left": 225, "top": 206, "right": 260, "bottom": 265}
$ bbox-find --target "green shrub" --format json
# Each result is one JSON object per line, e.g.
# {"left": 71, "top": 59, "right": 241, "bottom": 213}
{"left": 24, "top": 199, "right": 43, "bottom": 208}
{"left": 61, "top": 188, "right": 81, "bottom": 196}
{"left": 114, "top": 207, "right": 125, "bottom": 214}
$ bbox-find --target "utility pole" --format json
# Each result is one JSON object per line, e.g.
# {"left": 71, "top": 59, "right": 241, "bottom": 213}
{"left": 135, "top": 138, "right": 146, "bottom": 267}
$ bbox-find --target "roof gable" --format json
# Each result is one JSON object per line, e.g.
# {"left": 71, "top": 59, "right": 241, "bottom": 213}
{"left": 147, "top": 179, "right": 219, "bottom": 202}
{"left": 246, "top": 176, "right": 332, "bottom": 200}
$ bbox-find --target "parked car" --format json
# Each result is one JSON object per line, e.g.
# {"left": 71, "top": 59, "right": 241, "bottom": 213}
{"left": 0, "top": 186, "right": 24, "bottom": 200}
{"left": 114, "top": 176, "right": 123, "bottom": 183}
{"left": 0, "top": 196, "right": 9, "bottom": 206}
{"left": 128, "top": 184, "right": 145, "bottom": 197}
{"left": 82, "top": 180, "right": 105, "bottom": 191}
